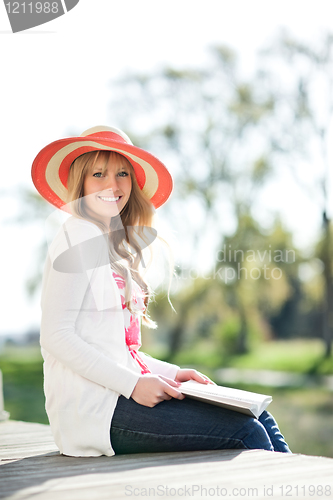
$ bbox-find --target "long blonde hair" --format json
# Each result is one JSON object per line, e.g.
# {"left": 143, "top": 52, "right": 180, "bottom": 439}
{"left": 66, "top": 150, "right": 173, "bottom": 328}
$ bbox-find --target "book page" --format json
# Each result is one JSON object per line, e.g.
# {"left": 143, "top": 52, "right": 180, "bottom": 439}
{"left": 180, "top": 380, "right": 272, "bottom": 405}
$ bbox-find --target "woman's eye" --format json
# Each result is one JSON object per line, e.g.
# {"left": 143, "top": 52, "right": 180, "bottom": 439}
{"left": 92, "top": 171, "right": 128, "bottom": 178}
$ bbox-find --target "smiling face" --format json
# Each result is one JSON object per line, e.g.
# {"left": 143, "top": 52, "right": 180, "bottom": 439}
{"left": 82, "top": 151, "right": 132, "bottom": 226}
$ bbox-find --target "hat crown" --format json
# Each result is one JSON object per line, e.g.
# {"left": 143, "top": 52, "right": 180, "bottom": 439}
{"left": 80, "top": 126, "right": 133, "bottom": 145}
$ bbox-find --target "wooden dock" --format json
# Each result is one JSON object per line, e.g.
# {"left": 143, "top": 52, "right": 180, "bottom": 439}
{"left": 0, "top": 420, "right": 332, "bottom": 499}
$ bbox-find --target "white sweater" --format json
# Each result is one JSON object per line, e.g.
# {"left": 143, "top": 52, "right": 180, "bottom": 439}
{"left": 40, "top": 216, "right": 180, "bottom": 457}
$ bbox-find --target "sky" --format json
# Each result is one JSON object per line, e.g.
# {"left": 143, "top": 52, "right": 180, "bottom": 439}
{"left": 1, "top": 0, "right": 333, "bottom": 337}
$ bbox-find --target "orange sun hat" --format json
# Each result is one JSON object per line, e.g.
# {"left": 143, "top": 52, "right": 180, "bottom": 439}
{"left": 31, "top": 125, "right": 173, "bottom": 211}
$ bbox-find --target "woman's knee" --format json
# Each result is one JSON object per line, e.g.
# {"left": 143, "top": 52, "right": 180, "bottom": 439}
{"left": 241, "top": 418, "right": 274, "bottom": 451}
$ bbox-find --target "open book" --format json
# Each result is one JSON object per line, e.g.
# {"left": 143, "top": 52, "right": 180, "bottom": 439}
{"left": 179, "top": 380, "right": 272, "bottom": 419}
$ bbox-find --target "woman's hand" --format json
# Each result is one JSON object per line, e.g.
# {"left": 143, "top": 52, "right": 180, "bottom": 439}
{"left": 130, "top": 374, "right": 185, "bottom": 408}
{"left": 174, "top": 368, "right": 216, "bottom": 385}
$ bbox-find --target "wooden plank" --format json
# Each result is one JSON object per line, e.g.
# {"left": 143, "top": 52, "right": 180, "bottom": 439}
{"left": 0, "top": 421, "right": 58, "bottom": 460}
{"left": 0, "top": 421, "right": 332, "bottom": 500}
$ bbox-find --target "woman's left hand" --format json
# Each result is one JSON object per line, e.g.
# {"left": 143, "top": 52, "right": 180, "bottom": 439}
{"left": 174, "top": 368, "right": 216, "bottom": 385}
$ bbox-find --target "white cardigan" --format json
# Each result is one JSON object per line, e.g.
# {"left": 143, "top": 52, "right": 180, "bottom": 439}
{"left": 40, "top": 216, "right": 180, "bottom": 457}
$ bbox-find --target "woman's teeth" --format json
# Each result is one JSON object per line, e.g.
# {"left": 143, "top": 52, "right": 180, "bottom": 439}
{"left": 98, "top": 196, "right": 120, "bottom": 202}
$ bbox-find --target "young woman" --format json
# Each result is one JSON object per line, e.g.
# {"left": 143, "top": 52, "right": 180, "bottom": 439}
{"left": 31, "top": 126, "right": 291, "bottom": 457}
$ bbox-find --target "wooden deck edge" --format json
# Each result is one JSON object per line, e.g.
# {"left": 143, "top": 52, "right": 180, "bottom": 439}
{"left": 0, "top": 420, "right": 332, "bottom": 500}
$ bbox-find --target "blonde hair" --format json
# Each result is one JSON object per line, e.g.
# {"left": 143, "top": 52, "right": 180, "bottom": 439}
{"left": 66, "top": 150, "right": 174, "bottom": 328}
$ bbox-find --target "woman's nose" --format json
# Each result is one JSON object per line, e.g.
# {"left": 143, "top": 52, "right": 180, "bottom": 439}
{"left": 104, "top": 174, "right": 120, "bottom": 193}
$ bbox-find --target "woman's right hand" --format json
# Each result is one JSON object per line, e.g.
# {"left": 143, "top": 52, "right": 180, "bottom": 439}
{"left": 130, "top": 374, "right": 185, "bottom": 407}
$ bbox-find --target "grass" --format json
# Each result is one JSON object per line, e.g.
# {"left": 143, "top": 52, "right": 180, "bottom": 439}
{"left": 1, "top": 346, "right": 48, "bottom": 424}
{"left": 167, "top": 339, "right": 333, "bottom": 375}
{"left": 229, "top": 339, "right": 333, "bottom": 375}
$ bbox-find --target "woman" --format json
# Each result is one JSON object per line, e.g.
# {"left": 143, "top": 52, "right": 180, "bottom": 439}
{"left": 32, "top": 125, "right": 291, "bottom": 457}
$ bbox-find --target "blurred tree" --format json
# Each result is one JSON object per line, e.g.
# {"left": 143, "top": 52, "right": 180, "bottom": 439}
{"left": 108, "top": 46, "right": 276, "bottom": 267}
{"left": 259, "top": 30, "right": 333, "bottom": 356}
{"left": 108, "top": 35, "right": 333, "bottom": 359}
{"left": 214, "top": 214, "right": 303, "bottom": 353}
{"left": 108, "top": 46, "right": 276, "bottom": 356}
{"left": 146, "top": 214, "right": 311, "bottom": 360}
{"left": 144, "top": 276, "right": 222, "bottom": 362}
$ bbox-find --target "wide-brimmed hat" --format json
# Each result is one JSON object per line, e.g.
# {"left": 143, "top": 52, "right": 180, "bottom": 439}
{"left": 31, "top": 125, "right": 173, "bottom": 211}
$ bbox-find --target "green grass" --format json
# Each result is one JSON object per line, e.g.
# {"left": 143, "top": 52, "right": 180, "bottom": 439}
{"left": 0, "top": 346, "right": 48, "bottom": 424}
{"left": 229, "top": 339, "right": 333, "bottom": 374}
{"left": 0, "top": 344, "right": 43, "bottom": 362}
{"left": 167, "top": 339, "right": 333, "bottom": 375}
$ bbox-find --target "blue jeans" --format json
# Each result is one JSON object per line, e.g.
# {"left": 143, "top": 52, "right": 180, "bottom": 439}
{"left": 110, "top": 395, "right": 291, "bottom": 454}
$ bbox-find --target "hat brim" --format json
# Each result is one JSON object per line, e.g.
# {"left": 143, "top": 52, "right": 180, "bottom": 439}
{"left": 31, "top": 136, "right": 173, "bottom": 210}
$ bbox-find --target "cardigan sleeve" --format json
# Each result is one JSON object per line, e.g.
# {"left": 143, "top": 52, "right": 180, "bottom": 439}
{"left": 40, "top": 219, "right": 140, "bottom": 399}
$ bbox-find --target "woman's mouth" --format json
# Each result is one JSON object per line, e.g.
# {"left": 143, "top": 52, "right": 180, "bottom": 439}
{"left": 98, "top": 196, "right": 122, "bottom": 203}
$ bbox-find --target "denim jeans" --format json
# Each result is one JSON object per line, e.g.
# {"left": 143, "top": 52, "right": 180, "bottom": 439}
{"left": 110, "top": 395, "right": 291, "bottom": 454}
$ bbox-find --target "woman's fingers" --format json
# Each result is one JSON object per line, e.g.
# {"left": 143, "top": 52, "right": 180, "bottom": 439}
{"left": 175, "top": 368, "right": 217, "bottom": 386}
{"left": 192, "top": 372, "right": 209, "bottom": 383}
{"left": 159, "top": 378, "right": 185, "bottom": 400}
{"left": 199, "top": 374, "right": 216, "bottom": 385}
{"left": 158, "top": 375, "right": 181, "bottom": 387}
{"left": 163, "top": 385, "right": 185, "bottom": 400}
{"left": 201, "top": 373, "right": 217, "bottom": 385}
{"left": 131, "top": 375, "right": 185, "bottom": 407}
{"left": 161, "top": 393, "right": 172, "bottom": 401}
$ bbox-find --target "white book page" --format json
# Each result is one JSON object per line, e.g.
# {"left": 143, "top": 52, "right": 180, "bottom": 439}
{"left": 180, "top": 380, "right": 272, "bottom": 405}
